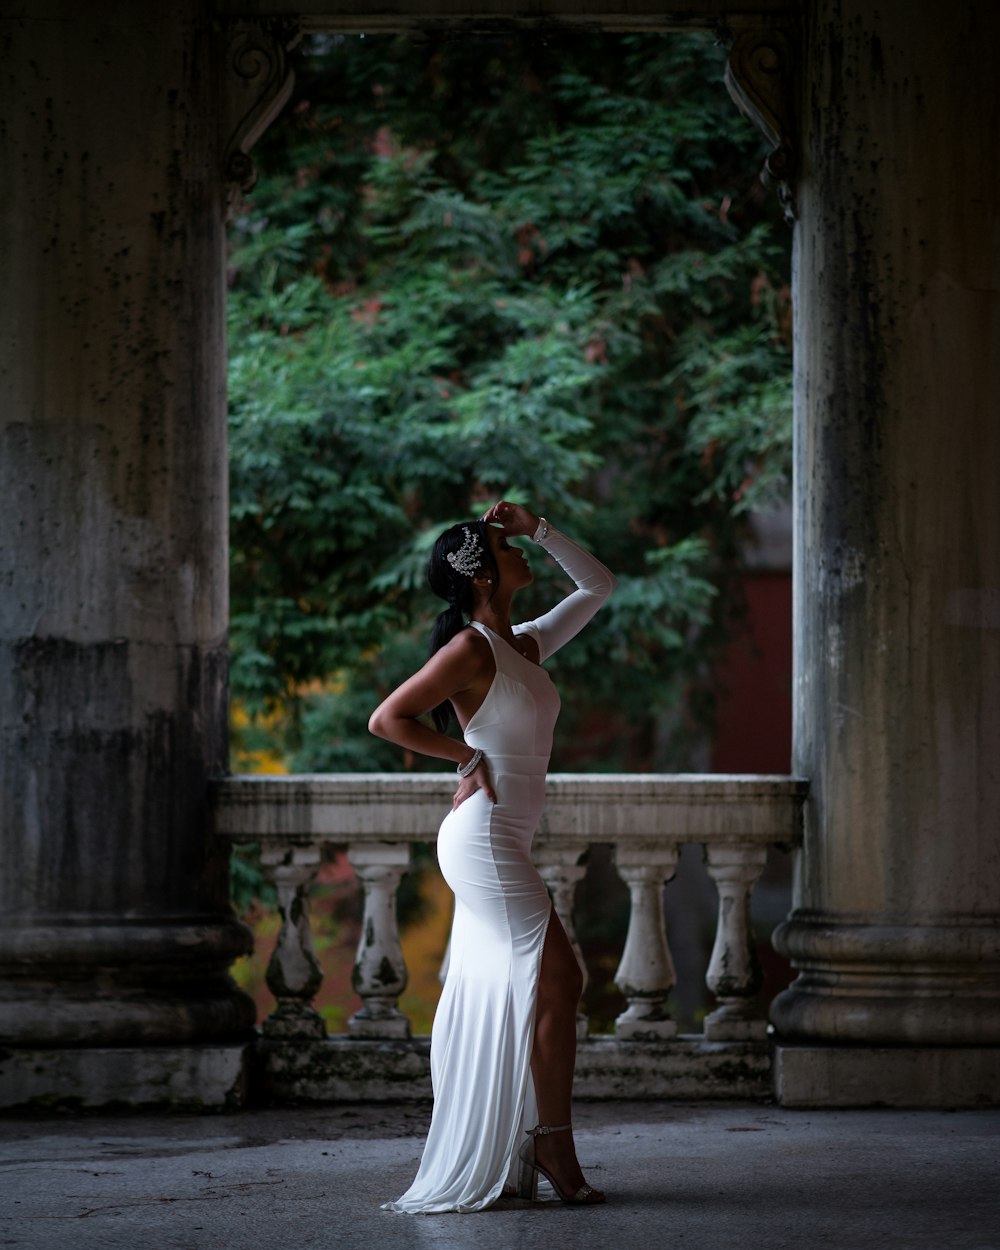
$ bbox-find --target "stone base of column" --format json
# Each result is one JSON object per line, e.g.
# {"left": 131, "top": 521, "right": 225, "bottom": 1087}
{"left": 345, "top": 1007, "right": 411, "bottom": 1040}
{"left": 0, "top": 1045, "right": 252, "bottom": 1111}
{"left": 773, "top": 1043, "right": 1000, "bottom": 1108}
{"left": 704, "top": 1002, "right": 769, "bottom": 1041}
{"left": 771, "top": 917, "right": 1000, "bottom": 1045}
{"left": 0, "top": 919, "right": 257, "bottom": 1045}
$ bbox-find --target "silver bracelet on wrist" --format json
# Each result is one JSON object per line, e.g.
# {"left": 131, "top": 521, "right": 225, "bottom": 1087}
{"left": 457, "top": 748, "right": 483, "bottom": 778}
{"left": 532, "top": 516, "right": 551, "bottom": 543}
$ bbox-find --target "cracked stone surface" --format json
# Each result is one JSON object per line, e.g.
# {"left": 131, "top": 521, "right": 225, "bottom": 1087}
{"left": 2, "top": 1101, "right": 999, "bottom": 1249}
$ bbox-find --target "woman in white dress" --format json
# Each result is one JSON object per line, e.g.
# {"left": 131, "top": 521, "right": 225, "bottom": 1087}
{"left": 368, "top": 499, "right": 615, "bottom": 1213}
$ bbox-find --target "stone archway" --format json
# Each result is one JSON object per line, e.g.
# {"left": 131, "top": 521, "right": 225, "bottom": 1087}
{"left": 1, "top": 0, "right": 997, "bottom": 1109}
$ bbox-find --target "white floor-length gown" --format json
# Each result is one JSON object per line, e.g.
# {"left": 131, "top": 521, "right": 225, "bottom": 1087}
{"left": 383, "top": 528, "right": 615, "bottom": 1215}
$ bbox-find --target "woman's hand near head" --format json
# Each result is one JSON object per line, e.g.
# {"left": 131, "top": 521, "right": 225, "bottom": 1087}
{"left": 482, "top": 500, "right": 539, "bottom": 538}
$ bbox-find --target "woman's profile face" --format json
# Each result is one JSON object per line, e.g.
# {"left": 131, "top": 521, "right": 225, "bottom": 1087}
{"left": 486, "top": 525, "right": 533, "bottom": 592}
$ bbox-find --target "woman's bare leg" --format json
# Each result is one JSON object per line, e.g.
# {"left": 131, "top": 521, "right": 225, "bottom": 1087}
{"left": 528, "top": 910, "right": 602, "bottom": 1196}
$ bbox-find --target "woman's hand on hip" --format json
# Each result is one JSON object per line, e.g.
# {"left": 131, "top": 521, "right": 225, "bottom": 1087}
{"left": 482, "top": 499, "right": 539, "bottom": 538}
{"left": 452, "top": 758, "right": 496, "bottom": 809}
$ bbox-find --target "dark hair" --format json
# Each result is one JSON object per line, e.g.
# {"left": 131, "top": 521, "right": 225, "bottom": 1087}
{"left": 427, "top": 520, "right": 499, "bottom": 731}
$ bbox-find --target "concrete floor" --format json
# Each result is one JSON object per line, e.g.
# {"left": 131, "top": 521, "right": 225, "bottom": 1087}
{"left": 1, "top": 1101, "right": 998, "bottom": 1250}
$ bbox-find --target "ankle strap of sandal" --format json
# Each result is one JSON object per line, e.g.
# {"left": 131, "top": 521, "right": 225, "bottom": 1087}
{"left": 526, "top": 1122, "right": 571, "bottom": 1136}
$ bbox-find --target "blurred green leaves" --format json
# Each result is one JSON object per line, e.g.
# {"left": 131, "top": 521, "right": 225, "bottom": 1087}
{"left": 227, "top": 31, "right": 792, "bottom": 771}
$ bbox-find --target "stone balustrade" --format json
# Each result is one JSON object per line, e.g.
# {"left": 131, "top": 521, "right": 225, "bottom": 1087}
{"left": 212, "top": 774, "right": 805, "bottom": 1087}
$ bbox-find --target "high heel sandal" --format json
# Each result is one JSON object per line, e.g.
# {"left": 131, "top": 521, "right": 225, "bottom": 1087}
{"left": 516, "top": 1123, "right": 606, "bottom": 1204}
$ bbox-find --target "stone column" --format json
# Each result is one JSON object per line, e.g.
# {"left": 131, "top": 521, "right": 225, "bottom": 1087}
{"left": 614, "top": 846, "right": 680, "bottom": 1040}
{"left": 0, "top": 1, "right": 255, "bottom": 1084}
{"left": 347, "top": 843, "right": 412, "bottom": 1040}
{"left": 771, "top": 0, "right": 1000, "bottom": 1105}
{"left": 703, "top": 844, "right": 768, "bottom": 1041}
{"left": 260, "top": 843, "right": 326, "bottom": 1039}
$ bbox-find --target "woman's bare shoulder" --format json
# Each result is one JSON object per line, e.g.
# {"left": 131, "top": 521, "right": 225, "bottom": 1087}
{"left": 432, "top": 625, "right": 492, "bottom": 676}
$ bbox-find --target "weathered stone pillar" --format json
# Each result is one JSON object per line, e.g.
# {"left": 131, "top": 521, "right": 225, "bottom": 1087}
{"left": 347, "top": 843, "right": 412, "bottom": 1039}
{"left": 771, "top": 0, "right": 1000, "bottom": 1104}
{"left": 0, "top": 1, "right": 255, "bottom": 1099}
{"left": 614, "top": 847, "right": 680, "bottom": 1041}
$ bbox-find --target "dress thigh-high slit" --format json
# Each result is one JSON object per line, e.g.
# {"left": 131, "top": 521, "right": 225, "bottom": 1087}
{"left": 382, "top": 527, "right": 616, "bottom": 1215}
{"left": 383, "top": 624, "right": 557, "bottom": 1214}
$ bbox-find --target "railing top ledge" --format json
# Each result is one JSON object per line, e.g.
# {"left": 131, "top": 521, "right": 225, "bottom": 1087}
{"left": 212, "top": 771, "right": 807, "bottom": 793}
{"left": 211, "top": 772, "right": 806, "bottom": 847}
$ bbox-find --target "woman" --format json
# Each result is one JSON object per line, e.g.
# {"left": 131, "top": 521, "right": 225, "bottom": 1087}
{"left": 369, "top": 500, "right": 615, "bottom": 1214}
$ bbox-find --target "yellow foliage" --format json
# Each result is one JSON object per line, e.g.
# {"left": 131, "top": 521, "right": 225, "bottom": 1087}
{"left": 230, "top": 700, "right": 291, "bottom": 774}
{"left": 399, "top": 869, "right": 453, "bottom": 1034}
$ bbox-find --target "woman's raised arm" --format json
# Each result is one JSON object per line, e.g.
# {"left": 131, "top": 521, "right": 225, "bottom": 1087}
{"left": 516, "top": 525, "right": 617, "bottom": 662}
{"left": 481, "top": 500, "right": 617, "bottom": 662}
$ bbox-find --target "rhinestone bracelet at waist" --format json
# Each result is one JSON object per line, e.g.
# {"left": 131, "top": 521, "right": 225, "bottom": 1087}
{"left": 457, "top": 748, "right": 484, "bottom": 778}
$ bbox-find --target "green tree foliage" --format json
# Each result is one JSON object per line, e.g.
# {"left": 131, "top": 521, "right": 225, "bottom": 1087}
{"left": 227, "top": 31, "right": 792, "bottom": 773}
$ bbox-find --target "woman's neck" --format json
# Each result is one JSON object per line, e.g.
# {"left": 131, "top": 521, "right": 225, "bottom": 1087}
{"left": 471, "top": 596, "right": 515, "bottom": 639}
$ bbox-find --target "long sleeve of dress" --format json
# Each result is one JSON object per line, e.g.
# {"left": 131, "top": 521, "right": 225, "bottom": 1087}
{"left": 513, "top": 526, "right": 617, "bottom": 663}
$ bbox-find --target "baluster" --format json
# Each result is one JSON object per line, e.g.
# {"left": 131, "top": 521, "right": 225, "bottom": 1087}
{"left": 703, "top": 843, "right": 769, "bottom": 1040}
{"left": 346, "top": 842, "right": 411, "bottom": 1039}
{"left": 613, "top": 844, "right": 680, "bottom": 1040}
{"left": 259, "top": 841, "right": 326, "bottom": 1039}
{"left": 535, "top": 845, "right": 590, "bottom": 1040}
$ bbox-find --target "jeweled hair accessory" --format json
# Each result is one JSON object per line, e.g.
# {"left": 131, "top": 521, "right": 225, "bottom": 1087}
{"left": 445, "top": 526, "right": 482, "bottom": 578}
